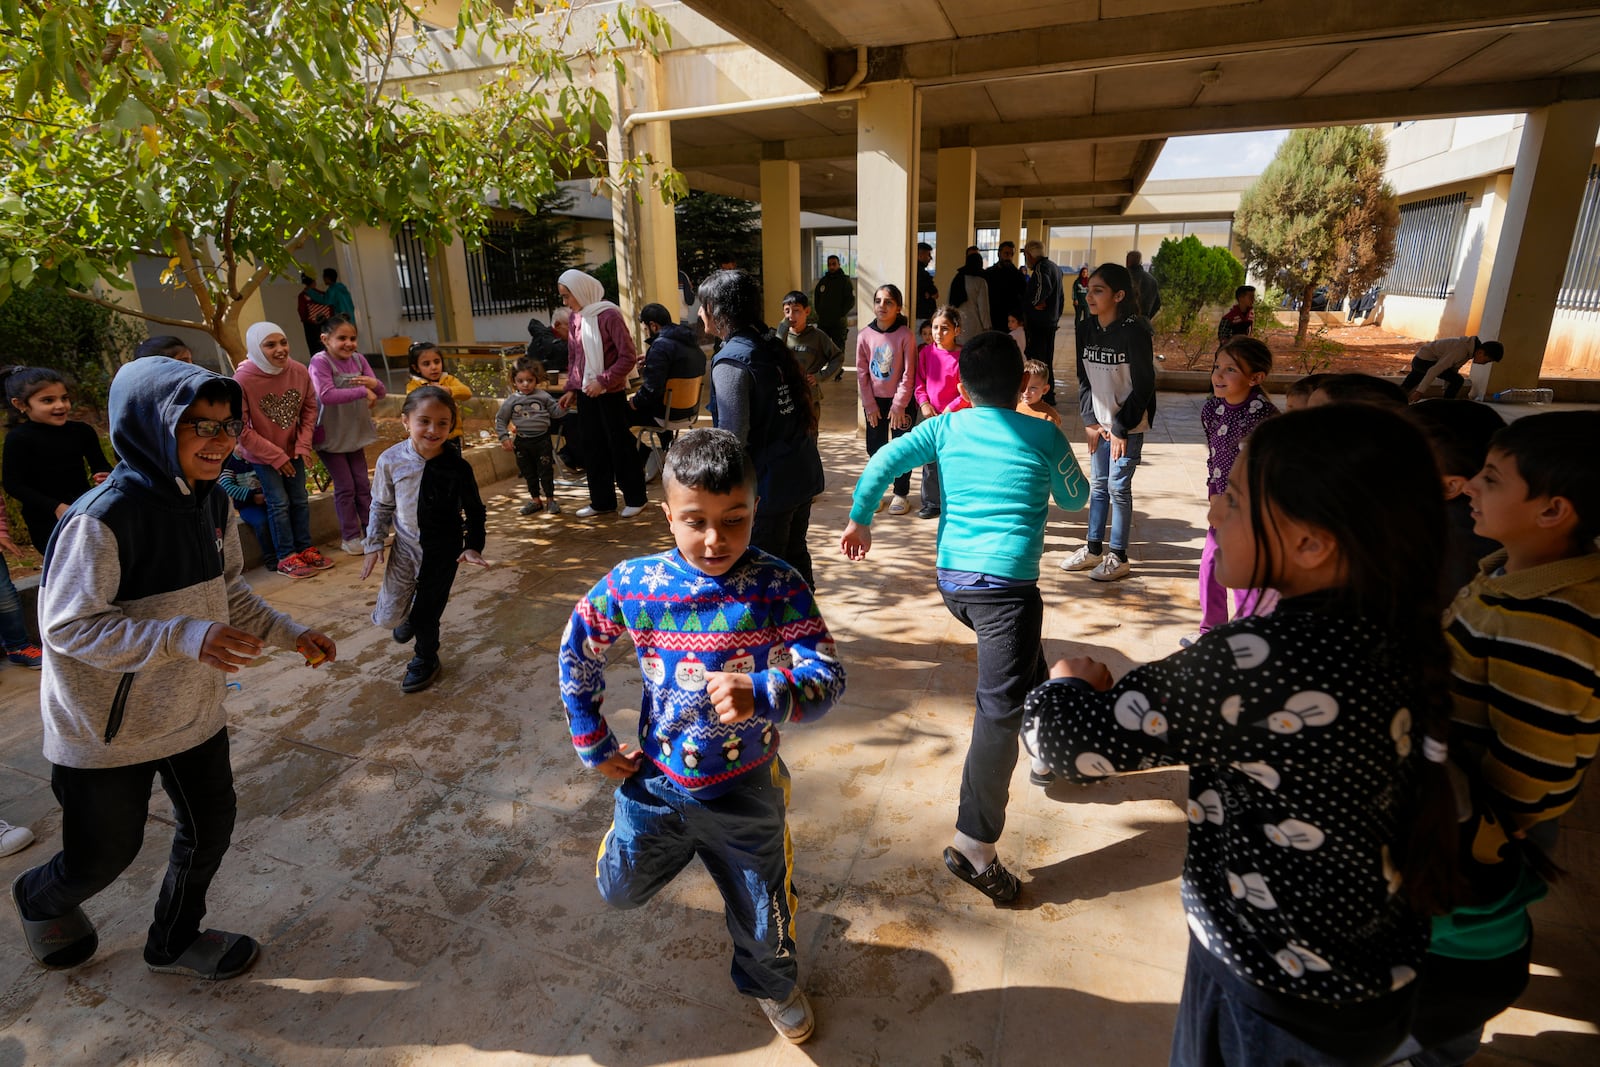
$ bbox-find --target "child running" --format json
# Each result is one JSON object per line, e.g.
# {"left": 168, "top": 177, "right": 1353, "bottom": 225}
{"left": 559, "top": 428, "right": 845, "bottom": 1043}
{"left": 234, "top": 321, "right": 328, "bottom": 579}
{"left": 1189, "top": 336, "right": 1278, "bottom": 645}
{"left": 309, "top": 315, "right": 386, "bottom": 555}
{"left": 1017, "top": 358, "right": 1062, "bottom": 427}
{"left": 1024, "top": 403, "right": 1460, "bottom": 1065}
{"left": 855, "top": 284, "right": 918, "bottom": 515}
{"left": 495, "top": 358, "right": 564, "bottom": 516}
{"left": 10, "top": 357, "right": 335, "bottom": 980}
{"left": 842, "top": 331, "right": 1088, "bottom": 904}
{"left": 1, "top": 367, "right": 111, "bottom": 549}
{"left": 912, "top": 305, "right": 968, "bottom": 520}
{"left": 362, "top": 385, "right": 488, "bottom": 694}
{"left": 1061, "top": 262, "right": 1156, "bottom": 583}
{"left": 406, "top": 341, "right": 473, "bottom": 450}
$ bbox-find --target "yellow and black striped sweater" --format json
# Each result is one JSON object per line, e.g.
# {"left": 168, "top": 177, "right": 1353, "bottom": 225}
{"left": 1446, "top": 549, "right": 1600, "bottom": 833}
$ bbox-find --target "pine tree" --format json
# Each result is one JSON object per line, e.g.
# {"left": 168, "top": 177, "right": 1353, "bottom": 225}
{"left": 1235, "top": 126, "right": 1399, "bottom": 343}
{"left": 675, "top": 192, "right": 762, "bottom": 288}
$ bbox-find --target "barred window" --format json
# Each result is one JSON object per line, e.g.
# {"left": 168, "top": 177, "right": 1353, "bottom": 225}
{"left": 1384, "top": 192, "right": 1469, "bottom": 300}
{"left": 394, "top": 222, "right": 434, "bottom": 322}
{"left": 1558, "top": 164, "right": 1600, "bottom": 312}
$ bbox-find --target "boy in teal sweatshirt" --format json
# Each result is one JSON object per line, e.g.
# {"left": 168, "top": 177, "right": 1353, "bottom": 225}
{"left": 841, "top": 330, "right": 1088, "bottom": 903}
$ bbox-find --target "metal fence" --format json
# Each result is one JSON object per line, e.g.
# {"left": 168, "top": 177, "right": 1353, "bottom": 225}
{"left": 467, "top": 219, "right": 542, "bottom": 316}
{"left": 394, "top": 223, "right": 434, "bottom": 321}
{"left": 1384, "top": 191, "right": 1470, "bottom": 300}
{"left": 1558, "top": 164, "right": 1600, "bottom": 312}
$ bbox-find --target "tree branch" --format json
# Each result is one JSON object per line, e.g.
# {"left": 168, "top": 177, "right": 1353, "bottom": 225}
{"left": 234, "top": 211, "right": 334, "bottom": 306}
{"left": 64, "top": 288, "right": 208, "bottom": 332}
{"left": 169, "top": 226, "right": 218, "bottom": 323}
{"left": 222, "top": 180, "right": 241, "bottom": 299}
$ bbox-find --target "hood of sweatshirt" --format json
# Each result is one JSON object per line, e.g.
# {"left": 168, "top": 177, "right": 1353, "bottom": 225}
{"left": 864, "top": 314, "right": 908, "bottom": 335}
{"left": 108, "top": 356, "right": 242, "bottom": 502}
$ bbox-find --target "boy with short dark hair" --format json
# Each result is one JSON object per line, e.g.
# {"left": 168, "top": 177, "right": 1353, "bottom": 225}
{"left": 841, "top": 330, "right": 1089, "bottom": 904}
{"left": 1403, "top": 336, "right": 1504, "bottom": 401}
{"left": 1404, "top": 398, "right": 1506, "bottom": 592}
{"left": 558, "top": 428, "right": 845, "bottom": 1044}
{"left": 11, "top": 358, "right": 336, "bottom": 980}
{"left": 777, "top": 290, "right": 842, "bottom": 415}
{"left": 1402, "top": 410, "right": 1600, "bottom": 1063}
{"left": 1216, "top": 285, "right": 1256, "bottom": 344}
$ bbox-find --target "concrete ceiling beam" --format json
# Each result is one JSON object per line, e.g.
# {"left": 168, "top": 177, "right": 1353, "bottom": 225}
{"left": 670, "top": 0, "right": 832, "bottom": 89}
{"left": 884, "top": 3, "right": 1600, "bottom": 84}
{"left": 674, "top": 134, "right": 857, "bottom": 168}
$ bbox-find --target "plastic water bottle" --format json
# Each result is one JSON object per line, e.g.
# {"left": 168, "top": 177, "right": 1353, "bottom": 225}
{"left": 1490, "top": 388, "right": 1554, "bottom": 404}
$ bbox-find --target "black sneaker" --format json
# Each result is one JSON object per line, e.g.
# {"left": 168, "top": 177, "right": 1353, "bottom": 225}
{"left": 401, "top": 656, "right": 440, "bottom": 693}
{"left": 917, "top": 504, "right": 940, "bottom": 519}
{"left": 392, "top": 620, "right": 415, "bottom": 644}
{"left": 942, "top": 846, "right": 1021, "bottom": 905}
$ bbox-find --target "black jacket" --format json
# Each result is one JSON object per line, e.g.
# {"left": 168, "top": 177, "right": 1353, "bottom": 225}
{"left": 711, "top": 329, "right": 824, "bottom": 511}
{"left": 633, "top": 323, "right": 706, "bottom": 420}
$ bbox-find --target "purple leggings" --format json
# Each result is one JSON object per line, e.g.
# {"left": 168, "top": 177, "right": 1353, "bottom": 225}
{"left": 1199, "top": 526, "right": 1280, "bottom": 633}
{"left": 318, "top": 448, "right": 371, "bottom": 541}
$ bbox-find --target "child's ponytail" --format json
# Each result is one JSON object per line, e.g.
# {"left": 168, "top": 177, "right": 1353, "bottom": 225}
{"left": 1242, "top": 405, "right": 1462, "bottom": 914}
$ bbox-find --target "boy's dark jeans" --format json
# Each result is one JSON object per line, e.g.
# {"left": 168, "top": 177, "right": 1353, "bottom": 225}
{"left": 512, "top": 432, "right": 555, "bottom": 500}
{"left": 16, "top": 727, "right": 237, "bottom": 963}
{"left": 940, "top": 584, "right": 1047, "bottom": 845}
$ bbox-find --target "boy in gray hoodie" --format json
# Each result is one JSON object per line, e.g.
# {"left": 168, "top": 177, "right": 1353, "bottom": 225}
{"left": 10, "top": 358, "right": 336, "bottom": 980}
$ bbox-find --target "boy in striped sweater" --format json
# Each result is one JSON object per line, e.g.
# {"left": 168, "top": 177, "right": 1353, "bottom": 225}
{"left": 1407, "top": 410, "right": 1600, "bottom": 1063}
{"left": 558, "top": 428, "right": 845, "bottom": 1045}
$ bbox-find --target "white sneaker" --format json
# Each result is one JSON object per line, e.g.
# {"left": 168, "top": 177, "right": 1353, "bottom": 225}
{"left": 575, "top": 505, "right": 613, "bottom": 519}
{"left": 340, "top": 539, "right": 365, "bottom": 556}
{"left": 758, "top": 987, "right": 815, "bottom": 1044}
{"left": 1060, "top": 545, "right": 1102, "bottom": 572}
{"left": 619, "top": 504, "right": 646, "bottom": 518}
{"left": 0, "top": 820, "right": 36, "bottom": 857}
{"left": 888, "top": 494, "right": 909, "bottom": 515}
{"left": 1089, "top": 554, "right": 1131, "bottom": 582}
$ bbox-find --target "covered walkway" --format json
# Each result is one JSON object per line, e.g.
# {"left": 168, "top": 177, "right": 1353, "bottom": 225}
{"left": 2, "top": 369, "right": 1595, "bottom": 1064}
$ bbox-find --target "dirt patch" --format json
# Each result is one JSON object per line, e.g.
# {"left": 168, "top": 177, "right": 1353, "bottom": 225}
{"left": 1154, "top": 322, "right": 1424, "bottom": 377}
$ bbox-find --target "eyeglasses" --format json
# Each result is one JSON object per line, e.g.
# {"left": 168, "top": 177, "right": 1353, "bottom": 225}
{"left": 180, "top": 417, "right": 243, "bottom": 438}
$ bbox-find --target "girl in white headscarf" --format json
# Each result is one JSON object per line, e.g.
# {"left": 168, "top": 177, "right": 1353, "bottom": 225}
{"left": 234, "top": 321, "right": 329, "bottom": 576}
{"left": 556, "top": 269, "right": 647, "bottom": 517}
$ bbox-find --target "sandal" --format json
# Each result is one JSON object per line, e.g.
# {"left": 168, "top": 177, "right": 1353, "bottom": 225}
{"left": 943, "top": 846, "right": 1021, "bottom": 905}
{"left": 12, "top": 868, "right": 98, "bottom": 969}
{"left": 146, "top": 928, "right": 260, "bottom": 980}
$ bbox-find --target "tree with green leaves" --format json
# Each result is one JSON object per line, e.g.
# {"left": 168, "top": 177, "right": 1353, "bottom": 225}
{"left": 1150, "top": 235, "right": 1245, "bottom": 332}
{"left": 1234, "top": 126, "right": 1399, "bottom": 343}
{"left": 0, "top": 0, "right": 676, "bottom": 362}
{"left": 675, "top": 192, "right": 762, "bottom": 287}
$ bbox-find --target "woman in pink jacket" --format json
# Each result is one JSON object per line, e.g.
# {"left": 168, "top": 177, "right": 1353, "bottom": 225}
{"left": 235, "top": 322, "right": 327, "bottom": 578}
{"left": 556, "top": 269, "right": 647, "bottom": 518}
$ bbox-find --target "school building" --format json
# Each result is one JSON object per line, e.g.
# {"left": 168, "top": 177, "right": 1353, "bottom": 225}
{"left": 123, "top": 1, "right": 1600, "bottom": 397}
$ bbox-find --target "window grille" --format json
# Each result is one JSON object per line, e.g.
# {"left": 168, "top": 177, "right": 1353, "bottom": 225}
{"left": 1558, "top": 164, "right": 1600, "bottom": 312}
{"left": 394, "top": 222, "right": 434, "bottom": 321}
{"left": 1383, "top": 192, "right": 1469, "bottom": 300}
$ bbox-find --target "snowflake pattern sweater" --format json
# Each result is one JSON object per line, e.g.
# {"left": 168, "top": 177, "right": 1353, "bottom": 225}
{"left": 560, "top": 547, "right": 845, "bottom": 798}
{"left": 1023, "top": 598, "right": 1429, "bottom": 1011}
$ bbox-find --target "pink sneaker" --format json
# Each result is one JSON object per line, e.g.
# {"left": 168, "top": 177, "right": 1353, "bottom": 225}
{"left": 277, "top": 553, "right": 315, "bottom": 580}
{"left": 298, "top": 546, "right": 334, "bottom": 571}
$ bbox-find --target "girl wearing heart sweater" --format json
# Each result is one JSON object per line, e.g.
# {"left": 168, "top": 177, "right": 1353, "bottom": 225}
{"left": 235, "top": 322, "right": 326, "bottom": 579}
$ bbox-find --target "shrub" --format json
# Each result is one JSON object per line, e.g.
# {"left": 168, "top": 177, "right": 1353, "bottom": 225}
{"left": 1150, "top": 236, "right": 1245, "bottom": 332}
{"left": 0, "top": 284, "right": 138, "bottom": 412}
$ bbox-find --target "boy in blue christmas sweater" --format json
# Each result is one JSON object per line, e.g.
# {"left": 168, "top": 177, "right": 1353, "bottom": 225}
{"left": 558, "top": 428, "right": 845, "bottom": 1045}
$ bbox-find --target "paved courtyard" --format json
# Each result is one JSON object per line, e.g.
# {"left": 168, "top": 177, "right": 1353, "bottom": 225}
{"left": 1, "top": 370, "right": 1596, "bottom": 1065}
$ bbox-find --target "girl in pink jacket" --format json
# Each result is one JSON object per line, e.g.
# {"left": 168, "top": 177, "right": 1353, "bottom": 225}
{"left": 855, "top": 283, "right": 918, "bottom": 514}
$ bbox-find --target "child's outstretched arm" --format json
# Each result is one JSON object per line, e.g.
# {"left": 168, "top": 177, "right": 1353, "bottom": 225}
{"left": 216, "top": 505, "right": 334, "bottom": 665}
{"left": 1047, "top": 433, "right": 1091, "bottom": 512}
{"left": 558, "top": 567, "right": 632, "bottom": 770}
{"left": 844, "top": 419, "right": 939, "bottom": 530}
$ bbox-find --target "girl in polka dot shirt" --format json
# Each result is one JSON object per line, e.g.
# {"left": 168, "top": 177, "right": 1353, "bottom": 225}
{"left": 1024, "top": 404, "right": 1460, "bottom": 1066}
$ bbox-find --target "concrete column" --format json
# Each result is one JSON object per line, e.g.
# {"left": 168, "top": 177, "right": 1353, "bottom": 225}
{"left": 999, "top": 197, "right": 1024, "bottom": 252}
{"left": 628, "top": 54, "right": 681, "bottom": 326}
{"left": 855, "top": 79, "right": 921, "bottom": 345}
{"left": 430, "top": 239, "right": 476, "bottom": 345}
{"left": 935, "top": 147, "right": 977, "bottom": 292}
{"left": 760, "top": 157, "right": 802, "bottom": 326}
{"left": 1464, "top": 173, "right": 1513, "bottom": 338}
{"left": 1026, "top": 216, "right": 1050, "bottom": 256}
{"left": 1477, "top": 100, "right": 1600, "bottom": 391}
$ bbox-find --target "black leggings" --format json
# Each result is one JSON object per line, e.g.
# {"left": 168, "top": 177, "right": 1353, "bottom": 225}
{"left": 514, "top": 433, "right": 555, "bottom": 500}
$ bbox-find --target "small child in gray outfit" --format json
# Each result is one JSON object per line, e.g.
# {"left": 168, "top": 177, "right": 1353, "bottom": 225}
{"left": 495, "top": 358, "right": 565, "bottom": 516}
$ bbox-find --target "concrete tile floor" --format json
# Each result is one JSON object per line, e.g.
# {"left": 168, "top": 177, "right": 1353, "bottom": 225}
{"left": 1, "top": 366, "right": 1597, "bottom": 1066}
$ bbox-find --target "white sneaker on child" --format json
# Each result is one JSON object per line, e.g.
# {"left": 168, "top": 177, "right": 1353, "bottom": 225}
{"left": 888, "top": 495, "right": 909, "bottom": 515}
{"left": 0, "top": 820, "right": 35, "bottom": 858}
{"left": 758, "top": 987, "right": 815, "bottom": 1044}
{"left": 340, "top": 539, "right": 365, "bottom": 556}
{"left": 1060, "top": 545, "right": 1102, "bottom": 572}
{"left": 1088, "top": 554, "right": 1131, "bottom": 582}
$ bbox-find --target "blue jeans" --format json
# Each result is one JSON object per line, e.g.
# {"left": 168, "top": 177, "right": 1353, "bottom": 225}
{"left": 0, "top": 552, "right": 29, "bottom": 649}
{"left": 597, "top": 760, "right": 797, "bottom": 1001}
{"left": 1086, "top": 432, "right": 1143, "bottom": 555}
{"left": 235, "top": 503, "right": 277, "bottom": 568}
{"left": 252, "top": 459, "right": 311, "bottom": 557}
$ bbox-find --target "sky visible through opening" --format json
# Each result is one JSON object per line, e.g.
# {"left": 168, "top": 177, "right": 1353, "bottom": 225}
{"left": 1147, "top": 130, "right": 1290, "bottom": 180}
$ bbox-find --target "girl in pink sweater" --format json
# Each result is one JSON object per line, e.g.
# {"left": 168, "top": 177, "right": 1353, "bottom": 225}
{"left": 911, "top": 306, "right": 969, "bottom": 519}
{"left": 309, "top": 316, "right": 387, "bottom": 553}
{"left": 855, "top": 284, "right": 918, "bottom": 514}
{"left": 236, "top": 322, "right": 327, "bottom": 577}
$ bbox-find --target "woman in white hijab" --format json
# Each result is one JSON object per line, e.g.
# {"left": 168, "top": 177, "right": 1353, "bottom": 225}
{"left": 234, "top": 321, "right": 327, "bottom": 575}
{"left": 556, "top": 269, "right": 647, "bottom": 517}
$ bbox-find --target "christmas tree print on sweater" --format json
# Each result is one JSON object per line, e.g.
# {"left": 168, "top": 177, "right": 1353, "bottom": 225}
{"left": 560, "top": 548, "right": 846, "bottom": 799}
